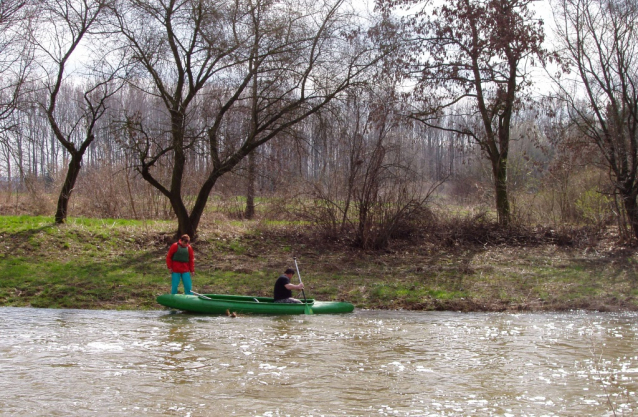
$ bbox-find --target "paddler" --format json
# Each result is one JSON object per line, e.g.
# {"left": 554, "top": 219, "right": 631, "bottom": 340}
{"left": 273, "top": 268, "right": 304, "bottom": 303}
{"left": 166, "top": 234, "right": 195, "bottom": 295}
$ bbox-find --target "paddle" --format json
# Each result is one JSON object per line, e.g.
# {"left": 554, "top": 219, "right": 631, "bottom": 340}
{"left": 190, "top": 290, "right": 212, "bottom": 300}
{"left": 293, "top": 257, "right": 313, "bottom": 315}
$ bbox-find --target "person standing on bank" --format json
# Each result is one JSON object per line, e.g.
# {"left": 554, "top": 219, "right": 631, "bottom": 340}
{"left": 166, "top": 234, "right": 195, "bottom": 295}
{"left": 273, "top": 268, "right": 304, "bottom": 303}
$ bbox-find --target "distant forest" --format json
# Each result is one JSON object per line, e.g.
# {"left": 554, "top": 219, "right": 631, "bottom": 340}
{"left": 0, "top": 0, "right": 636, "bottom": 245}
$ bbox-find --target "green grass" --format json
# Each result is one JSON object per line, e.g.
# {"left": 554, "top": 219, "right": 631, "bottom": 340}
{"left": 1, "top": 252, "right": 167, "bottom": 308}
{"left": 370, "top": 283, "right": 467, "bottom": 303}
{"left": 228, "top": 240, "right": 247, "bottom": 254}
{"left": 0, "top": 214, "right": 637, "bottom": 312}
{"left": 0, "top": 215, "right": 173, "bottom": 309}
{"left": 0, "top": 215, "right": 54, "bottom": 232}
{"left": 0, "top": 215, "right": 171, "bottom": 234}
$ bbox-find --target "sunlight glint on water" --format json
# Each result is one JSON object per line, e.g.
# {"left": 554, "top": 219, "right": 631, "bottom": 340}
{"left": 0, "top": 308, "right": 636, "bottom": 416}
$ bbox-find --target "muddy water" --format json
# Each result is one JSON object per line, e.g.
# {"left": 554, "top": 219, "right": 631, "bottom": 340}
{"left": 0, "top": 307, "right": 636, "bottom": 416}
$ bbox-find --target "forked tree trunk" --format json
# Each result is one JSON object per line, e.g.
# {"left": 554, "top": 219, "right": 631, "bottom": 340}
{"left": 54, "top": 152, "right": 84, "bottom": 224}
{"left": 174, "top": 209, "right": 196, "bottom": 240}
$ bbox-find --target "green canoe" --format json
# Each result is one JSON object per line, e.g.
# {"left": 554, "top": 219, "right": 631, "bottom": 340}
{"left": 156, "top": 293, "right": 354, "bottom": 315}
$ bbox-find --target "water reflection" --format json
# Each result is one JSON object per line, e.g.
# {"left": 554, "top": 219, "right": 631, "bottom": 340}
{"left": 0, "top": 308, "right": 637, "bottom": 416}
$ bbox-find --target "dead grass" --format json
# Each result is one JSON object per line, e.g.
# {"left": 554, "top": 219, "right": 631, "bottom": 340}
{"left": 0, "top": 210, "right": 637, "bottom": 311}
{"left": 187, "top": 222, "right": 638, "bottom": 312}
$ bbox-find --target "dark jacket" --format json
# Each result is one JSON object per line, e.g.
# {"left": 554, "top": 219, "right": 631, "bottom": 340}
{"left": 273, "top": 275, "right": 292, "bottom": 300}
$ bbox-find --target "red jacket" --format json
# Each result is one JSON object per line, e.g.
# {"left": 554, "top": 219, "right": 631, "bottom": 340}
{"left": 166, "top": 242, "right": 195, "bottom": 273}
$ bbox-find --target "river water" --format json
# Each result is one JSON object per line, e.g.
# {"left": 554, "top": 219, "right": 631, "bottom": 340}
{"left": 1, "top": 307, "right": 637, "bottom": 416}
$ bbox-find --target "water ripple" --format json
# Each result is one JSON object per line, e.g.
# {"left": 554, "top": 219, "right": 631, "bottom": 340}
{"left": 0, "top": 308, "right": 637, "bottom": 416}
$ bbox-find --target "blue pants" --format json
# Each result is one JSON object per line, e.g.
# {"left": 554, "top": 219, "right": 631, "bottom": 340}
{"left": 171, "top": 272, "right": 192, "bottom": 295}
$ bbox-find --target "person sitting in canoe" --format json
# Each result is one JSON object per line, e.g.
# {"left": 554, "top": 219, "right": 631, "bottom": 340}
{"left": 166, "top": 234, "right": 195, "bottom": 295}
{"left": 273, "top": 268, "right": 304, "bottom": 303}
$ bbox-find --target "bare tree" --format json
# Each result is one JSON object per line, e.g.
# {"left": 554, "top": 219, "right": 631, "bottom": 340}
{"left": 32, "top": 0, "right": 123, "bottom": 223}
{"left": 378, "top": 0, "right": 548, "bottom": 225}
{"left": 292, "top": 84, "right": 443, "bottom": 249}
{"left": 117, "top": 0, "right": 379, "bottom": 238}
{"left": 551, "top": 0, "right": 638, "bottom": 240}
{"left": 0, "top": 0, "right": 33, "bottom": 133}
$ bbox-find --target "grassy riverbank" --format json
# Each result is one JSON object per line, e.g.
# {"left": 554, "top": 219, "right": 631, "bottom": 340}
{"left": 1, "top": 215, "right": 637, "bottom": 312}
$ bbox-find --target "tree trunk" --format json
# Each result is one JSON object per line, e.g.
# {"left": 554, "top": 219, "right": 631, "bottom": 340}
{"left": 621, "top": 190, "right": 638, "bottom": 240}
{"left": 183, "top": 170, "right": 226, "bottom": 240}
{"left": 175, "top": 208, "right": 196, "bottom": 239}
{"left": 245, "top": 150, "right": 256, "bottom": 219}
{"left": 169, "top": 111, "right": 194, "bottom": 239}
{"left": 492, "top": 156, "right": 510, "bottom": 226}
{"left": 54, "top": 153, "right": 82, "bottom": 224}
{"left": 5, "top": 154, "right": 11, "bottom": 203}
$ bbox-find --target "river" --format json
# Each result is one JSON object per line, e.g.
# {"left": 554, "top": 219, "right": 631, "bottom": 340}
{"left": 0, "top": 307, "right": 636, "bottom": 416}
